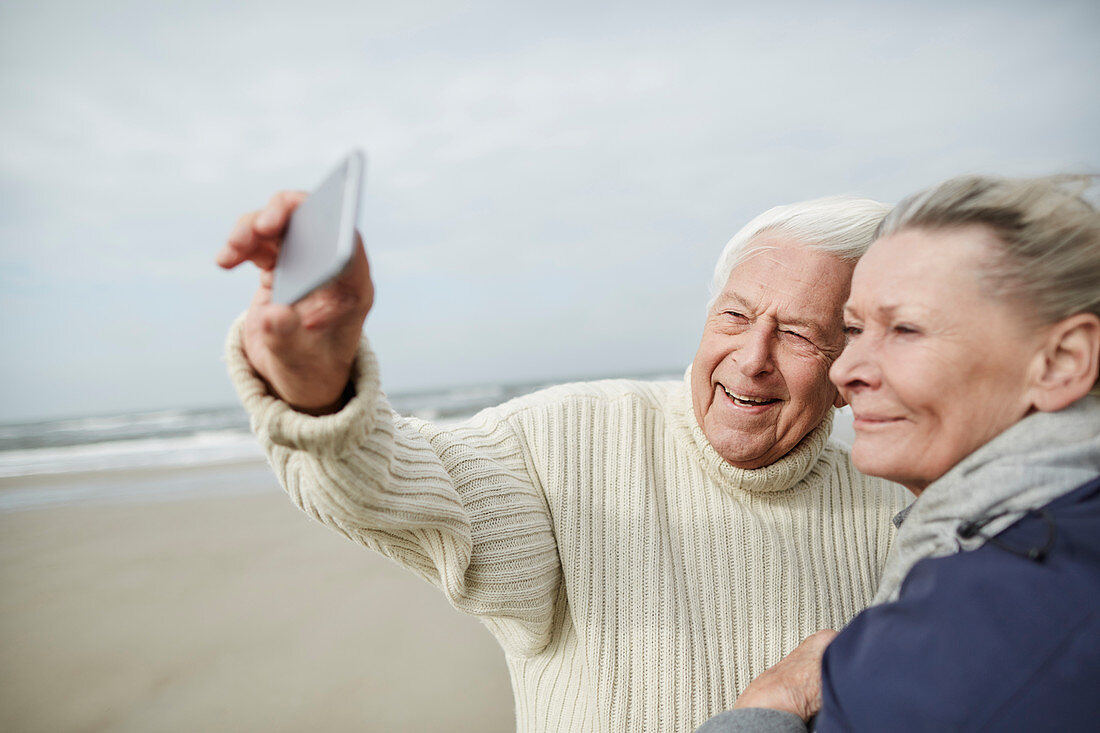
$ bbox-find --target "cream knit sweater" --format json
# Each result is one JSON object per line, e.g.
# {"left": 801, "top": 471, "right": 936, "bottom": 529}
{"left": 227, "top": 324, "right": 909, "bottom": 733}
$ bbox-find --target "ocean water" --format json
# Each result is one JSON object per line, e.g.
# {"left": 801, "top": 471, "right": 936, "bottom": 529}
{"left": 0, "top": 371, "right": 684, "bottom": 481}
{"left": 0, "top": 372, "right": 854, "bottom": 512}
{"left": 0, "top": 407, "right": 259, "bottom": 479}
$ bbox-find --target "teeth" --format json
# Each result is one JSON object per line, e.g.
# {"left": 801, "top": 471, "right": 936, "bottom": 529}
{"left": 723, "top": 387, "right": 775, "bottom": 405}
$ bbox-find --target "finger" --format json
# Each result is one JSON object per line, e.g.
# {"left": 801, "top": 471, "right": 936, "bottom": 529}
{"left": 250, "top": 277, "right": 274, "bottom": 308}
{"left": 220, "top": 231, "right": 282, "bottom": 274}
{"left": 254, "top": 190, "right": 308, "bottom": 237}
{"left": 250, "top": 239, "right": 279, "bottom": 271}
{"left": 248, "top": 286, "right": 301, "bottom": 336}
{"left": 328, "top": 233, "right": 374, "bottom": 312}
{"left": 802, "top": 629, "right": 839, "bottom": 651}
{"left": 216, "top": 212, "right": 262, "bottom": 269}
{"left": 783, "top": 633, "right": 833, "bottom": 661}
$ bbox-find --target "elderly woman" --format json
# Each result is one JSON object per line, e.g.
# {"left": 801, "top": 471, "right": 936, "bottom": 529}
{"left": 217, "top": 191, "right": 909, "bottom": 732}
{"left": 699, "top": 174, "right": 1100, "bottom": 732}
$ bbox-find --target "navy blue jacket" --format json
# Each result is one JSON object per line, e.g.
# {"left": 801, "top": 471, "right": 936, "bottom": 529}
{"left": 815, "top": 476, "right": 1100, "bottom": 732}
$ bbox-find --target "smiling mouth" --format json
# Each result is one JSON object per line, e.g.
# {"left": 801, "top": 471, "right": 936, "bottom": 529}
{"left": 852, "top": 414, "right": 904, "bottom": 427}
{"left": 721, "top": 385, "right": 781, "bottom": 408}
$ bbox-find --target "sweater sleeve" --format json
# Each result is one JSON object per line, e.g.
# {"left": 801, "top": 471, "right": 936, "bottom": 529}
{"left": 693, "top": 709, "right": 807, "bottom": 733}
{"left": 225, "top": 319, "right": 563, "bottom": 657}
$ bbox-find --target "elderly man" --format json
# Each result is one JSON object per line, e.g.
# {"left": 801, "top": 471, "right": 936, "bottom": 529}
{"left": 217, "top": 192, "right": 908, "bottom": 733}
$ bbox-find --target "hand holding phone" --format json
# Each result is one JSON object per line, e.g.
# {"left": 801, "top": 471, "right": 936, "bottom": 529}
{"left": 216, "top": 150, "right": 374, "bottom": 414}
{"left": 271, "top": 149, "right": 365, "bottom": 305}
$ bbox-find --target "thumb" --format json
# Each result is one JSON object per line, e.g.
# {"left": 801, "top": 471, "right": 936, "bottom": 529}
{"left": 799, "top": 629, "right": 839, "bottom": 657}
{"left": 260, "top": 302, "right": 301, "bottom": 339}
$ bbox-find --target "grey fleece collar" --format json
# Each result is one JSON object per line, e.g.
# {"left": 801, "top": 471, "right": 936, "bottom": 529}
{"left": 872, "top": 396, "right": 1100, "bottom": 605}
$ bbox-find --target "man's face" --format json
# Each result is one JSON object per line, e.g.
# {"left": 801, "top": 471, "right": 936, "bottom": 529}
{"left": 691, "top": 237, "right": 853, "bottom": 469}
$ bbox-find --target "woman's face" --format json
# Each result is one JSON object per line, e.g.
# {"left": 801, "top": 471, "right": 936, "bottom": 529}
{"left": 830, "top": 225, "right": 1045, "bottom": 494}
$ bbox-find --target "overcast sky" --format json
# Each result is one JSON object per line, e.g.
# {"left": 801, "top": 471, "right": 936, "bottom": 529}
{"left": 1, "top": 0, "right": 1097, "bottom": 422}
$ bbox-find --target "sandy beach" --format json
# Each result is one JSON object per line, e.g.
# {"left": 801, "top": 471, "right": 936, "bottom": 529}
{"left": 0, "top": 461, "right": 514, "bottom": 732}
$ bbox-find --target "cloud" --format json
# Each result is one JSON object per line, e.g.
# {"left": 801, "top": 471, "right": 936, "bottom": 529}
{"left": 1, "top": 0, "right": 1098, "bottom": 420}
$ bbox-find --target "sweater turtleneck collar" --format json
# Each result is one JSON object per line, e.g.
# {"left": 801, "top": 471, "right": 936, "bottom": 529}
{"left": 669, "top": 367, "right": 834, "bottom": 495}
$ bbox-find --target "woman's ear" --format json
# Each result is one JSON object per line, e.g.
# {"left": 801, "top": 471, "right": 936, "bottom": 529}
{"left": 1028, "top": 313, "right": 1100, "bottom": 412}
{"left": 833, "top": 389, "right": 848, "bottom": 409}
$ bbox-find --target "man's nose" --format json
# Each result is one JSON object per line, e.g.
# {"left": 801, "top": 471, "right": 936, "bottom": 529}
{"left": 737, "top": 322, "right": 777, "bottom": 377}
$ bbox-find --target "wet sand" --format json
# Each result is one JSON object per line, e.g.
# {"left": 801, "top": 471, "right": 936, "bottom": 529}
{"left": 0, "top": 463, "right": 514, "bottom": 732}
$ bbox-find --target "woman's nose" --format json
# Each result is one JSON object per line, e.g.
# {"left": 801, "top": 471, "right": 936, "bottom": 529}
{"left": 830, "top": 336, "right": 876, "bottom": 392}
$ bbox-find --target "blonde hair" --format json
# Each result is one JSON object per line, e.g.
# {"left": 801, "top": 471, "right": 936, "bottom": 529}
{"left": 879, "top": 174, "right": 1100, "bottom": 395}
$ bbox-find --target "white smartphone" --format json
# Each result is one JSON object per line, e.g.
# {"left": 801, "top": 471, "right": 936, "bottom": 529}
{"left": 270, "top": 149, "right": 365, "bottom": 305}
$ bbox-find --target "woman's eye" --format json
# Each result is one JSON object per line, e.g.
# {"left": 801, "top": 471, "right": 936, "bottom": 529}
{"left": 894, "top": 324, "right": 920, "bottom": 336}
{"left": 843, "top": 326, "right": 862, "bottom": 338}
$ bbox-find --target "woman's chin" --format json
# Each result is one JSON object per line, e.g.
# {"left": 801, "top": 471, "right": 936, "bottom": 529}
{"left": 852, "top": 441, "right": 933, "bottom": 495}
{"left": 851, "top": 438, "right": 900, "bottom": 482}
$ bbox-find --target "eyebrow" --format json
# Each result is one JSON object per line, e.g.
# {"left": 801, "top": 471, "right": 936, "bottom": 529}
{"left": 718, "top": 292, "right": 829, "bottom": 336}
{"left": 844, "top": 302, "right": 908, "bottom": 320}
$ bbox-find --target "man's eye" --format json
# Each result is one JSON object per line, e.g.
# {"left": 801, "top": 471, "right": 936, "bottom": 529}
{"left": 780, "top": 329, "right": 810, "bottom": 342}
{"left": 724, "top": 311, "right": 749, "bottom": 321}
{"left": 894, "top": 324, "right": 920, "bottom": 336}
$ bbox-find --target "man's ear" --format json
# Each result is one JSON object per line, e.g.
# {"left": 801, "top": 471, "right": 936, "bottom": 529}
{"left": 1028, "top": 313, "right": 1100, "bottom": 412}
{"left": 833, "top": 389, "right": 848, "bottom": 409}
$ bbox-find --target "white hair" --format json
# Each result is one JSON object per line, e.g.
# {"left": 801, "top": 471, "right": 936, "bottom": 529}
{"left": 708, "top": 195, "right": 893, "bottom": 309}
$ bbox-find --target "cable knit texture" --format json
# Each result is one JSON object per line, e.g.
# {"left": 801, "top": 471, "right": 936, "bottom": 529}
{"left": 226, "top": 319, "right": 909, "bottom": 733}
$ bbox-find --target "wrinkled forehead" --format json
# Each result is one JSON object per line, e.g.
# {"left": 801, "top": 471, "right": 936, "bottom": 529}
{"left": 719, "top": 239, "right": 855, "bottom": 321}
